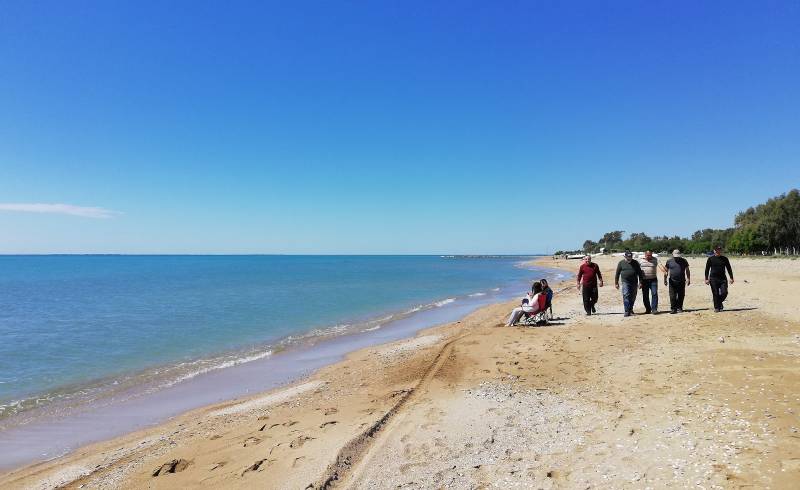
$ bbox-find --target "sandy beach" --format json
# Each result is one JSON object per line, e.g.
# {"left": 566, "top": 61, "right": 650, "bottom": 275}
{"left": 2, "top": 255, "right": 799, "bottom": 489}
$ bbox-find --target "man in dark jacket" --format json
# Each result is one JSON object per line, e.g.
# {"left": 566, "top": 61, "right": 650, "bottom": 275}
{"left": 615, "top": 250, "right": 644, "bottom": 317}
{"left": 705, "top": 245, "right": 734, "bottom": 312}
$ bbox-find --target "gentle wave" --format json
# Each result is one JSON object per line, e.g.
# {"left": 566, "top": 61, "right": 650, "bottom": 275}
{"left": 160, "top": 350, "right": 274, "bottom": 388}
{"left": 0, "top": 287, "right": 520, "bottom": 425}
{"left": 281, "top": 323, "right": 353, "bottom": 345}
{"left": 0, "top": 348, "right": 276, "bottom": 423}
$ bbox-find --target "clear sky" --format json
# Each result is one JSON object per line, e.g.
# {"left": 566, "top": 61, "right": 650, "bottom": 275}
{"left": 1, "top": 1, "right": 798, "bottom": 254}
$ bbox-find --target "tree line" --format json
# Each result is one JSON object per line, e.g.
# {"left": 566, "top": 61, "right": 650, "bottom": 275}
{"left": 558, "top": 189, "right": 800, "bottom": 256}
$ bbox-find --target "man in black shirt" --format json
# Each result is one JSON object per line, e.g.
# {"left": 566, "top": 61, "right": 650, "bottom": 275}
{"left": 704, "top": 245, "right": 734, "bottom": 312}
{"left": 663, "top": 249, "right": 690, "bottom": 314}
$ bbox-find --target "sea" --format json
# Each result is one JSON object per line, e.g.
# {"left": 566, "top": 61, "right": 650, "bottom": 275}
{"left": 0, "top": 255, "right": 566, "bottom": 469}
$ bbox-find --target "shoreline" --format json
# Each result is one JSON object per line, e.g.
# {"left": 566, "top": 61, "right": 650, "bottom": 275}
{"left": 0, "top": 290, "right": 541, "bottom": 488}
{"left": 0, "top": 263, "right": 568, "bottom": 476}
{"left": 3, "top": 256, "right": 798, "bottom": 488}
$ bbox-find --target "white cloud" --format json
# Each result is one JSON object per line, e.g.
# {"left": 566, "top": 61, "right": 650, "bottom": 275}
{"left": 0, "top": 203, "right": 119, "bottom": 219}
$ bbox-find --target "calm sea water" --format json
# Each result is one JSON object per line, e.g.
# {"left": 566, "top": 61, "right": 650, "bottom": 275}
{"left": 0, "top": 255, "right": 560, "bottom": 425}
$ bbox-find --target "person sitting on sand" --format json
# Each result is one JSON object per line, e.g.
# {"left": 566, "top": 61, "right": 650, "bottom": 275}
{"left": 540, "top": 279, "right": 554, "bottom": 317}
{"left": 506, "top": 282, "right": 544, "bottom": 326}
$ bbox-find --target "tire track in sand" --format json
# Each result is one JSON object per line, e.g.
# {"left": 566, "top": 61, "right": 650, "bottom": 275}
{"left": 311, "top": 333, "right": 466, "bottom": 489}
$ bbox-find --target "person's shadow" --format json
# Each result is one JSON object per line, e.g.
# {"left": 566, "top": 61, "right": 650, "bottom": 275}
{"left": 528, "top": 321, "right": 567, "bottom": 327}
{"left": 718, "top": 307, "right": 758, "bottom": 312}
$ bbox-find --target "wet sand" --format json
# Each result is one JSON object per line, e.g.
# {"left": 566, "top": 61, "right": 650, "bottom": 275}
{"left": 2, "top": 255, "right": 799, "bottom": 488}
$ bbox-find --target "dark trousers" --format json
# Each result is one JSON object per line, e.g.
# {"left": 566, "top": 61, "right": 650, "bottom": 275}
{"left": 581, "top": 284, "right": 598, "bottom": 314}
{"left": 668, "top": 279, "right": 686, "bottom": 311}
{"left": 709, "top": 278, "right": 728, "bottom": 310}
{"left": 641, "top": 278, "right": 658, "bottom": 312}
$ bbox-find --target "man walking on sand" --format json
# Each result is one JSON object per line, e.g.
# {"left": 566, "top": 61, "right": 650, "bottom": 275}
{"left": 639, "top": 250, "right": 659, "bottom": 314}
{"left": 576, "top": 255, "right": 603, "bottom": 315}
{"left": 615, "top": 250, "right": 644, "bottom": 317}
{"left": 664, "top": 249, "right": 690, "bottom": 314}
{"left": 705, "top": 245, "right": 734, "bottom": 312}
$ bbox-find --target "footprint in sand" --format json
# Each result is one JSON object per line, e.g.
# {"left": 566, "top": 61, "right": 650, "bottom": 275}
{"left": 242, "top": 458, "right": 271, "bottom": 476}
{"left": 546, "top": 469, "right": 567, "bottom": 480}
{"left": 290, "top": 435, "right": 315, "bottom": 448}
{"left": 319, "top": 420, "right": 338, "bottom": 428}
{"left": 153, "top": 459, "right": 191, "bottom": 476}
{"left": 243, "top": 436, "right": 262, "bottom": 447}
{"left": 268, "top": 442, "right": 285, "bottom": 456}
{"left": 209, "top": 461, "right": 227, "bottom": 471}
{"left": 323, "top": 407, "right": 338, "bottom": 416}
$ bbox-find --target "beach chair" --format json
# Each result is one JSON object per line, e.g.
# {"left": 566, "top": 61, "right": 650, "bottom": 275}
{"left": 520, "top": 293, "right": 549, "bottom": 326}
{"left": 544, "top": 289, "right": 554, "bottom": 320}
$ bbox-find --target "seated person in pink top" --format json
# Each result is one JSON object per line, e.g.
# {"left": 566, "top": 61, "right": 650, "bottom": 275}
{"left": 506, "top": 282, "right": 544, "bottom": 326}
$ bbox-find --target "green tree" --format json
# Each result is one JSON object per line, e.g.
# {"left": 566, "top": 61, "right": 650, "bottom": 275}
{"left": 727, "top": 225, "right": 766, "bottom": 254}
{"left": 733, "top": 189, "right": 800, "bottom": 252}
{"left": 598, "top": 231, "right": 625, "bottom": 250}
{"left": 566, "top": 189, "right": 800, "bottom": 256}
{"left": 626, "top": 232, "right": 652, "bottom": 250}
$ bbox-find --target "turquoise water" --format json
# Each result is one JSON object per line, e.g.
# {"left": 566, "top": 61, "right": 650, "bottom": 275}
{"left": 0, "top": 255, "right": 559, "bottom": 421}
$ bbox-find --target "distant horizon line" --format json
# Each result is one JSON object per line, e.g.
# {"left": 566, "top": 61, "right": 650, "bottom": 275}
{"left": 0, "top": 253, "right": 550, "bottom": 257}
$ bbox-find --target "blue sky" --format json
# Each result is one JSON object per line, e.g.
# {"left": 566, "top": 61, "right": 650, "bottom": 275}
{"left": 1, "top": 1, "right": 798, "bottom": 254}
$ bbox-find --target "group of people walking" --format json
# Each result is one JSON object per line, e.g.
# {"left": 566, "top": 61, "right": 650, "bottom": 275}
{"left": 575, "top": 246, "right": 734, "bottom": 316}
{"left": 506, "top": 246, "right": 735, "bottom": 326}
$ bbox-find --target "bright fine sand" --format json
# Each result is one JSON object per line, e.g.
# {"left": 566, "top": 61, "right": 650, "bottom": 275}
{"left": 2, "top": 256, "right": 799, "bottom": 489}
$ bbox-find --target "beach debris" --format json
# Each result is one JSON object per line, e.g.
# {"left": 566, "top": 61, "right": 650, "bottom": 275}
{"left": 686, "top": 383, "right": 701, "bottom": 395}
{"left": 152, "top": 458, "right": 191, "bottom": 476}
{"left": 719, "top": 336, "right": 725, "bottom": 343}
